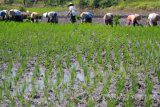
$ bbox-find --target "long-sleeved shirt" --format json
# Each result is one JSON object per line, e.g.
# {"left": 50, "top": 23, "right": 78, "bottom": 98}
{"left": 103, "top": 13, "right": 113, "bottom": 20}
{"left": 69, "top": 6, "right": 78, "bottom": 16}
{"left": 148, "top": 13, "right": 160, "bottom": 22}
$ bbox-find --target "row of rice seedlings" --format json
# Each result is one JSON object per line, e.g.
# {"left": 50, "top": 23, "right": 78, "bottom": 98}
{"left": 96, "top": 45, "right": 104, "bottom": 65}
{"left": 70, "top": 67, "right": 76, "bottom": 87}
{"left": 123, "top": 91, "right": 134, "bottom": 106}
{"left": 122, "top": 37, "right": 130, "bottom": 70}
{"left": 130, "top": 70, "right": 138, "bottom": 99}
{"left": 15, "top": 80, "right": 29, "bottom": 106}
{"left": 107, "top": 71, "right": 120, "bottom": 107}
{"left": 87, "top": 64, "right": 101, "bottom": 94}
{"left": 107, "top": 98, "right": 118, "bottom": 107}
{"left": 56, "top": 65, "right": 64, "bottom": 87}
{"left": 115, "top": 70, "right": 126, "bottom": 97}
{"left": 124, "top": 49, "right": 138, "bottom": 107}
{"left": 52, "top": 54, "right": 69, "bottom": 101}
{"left": 144, "top": 74, "right": 154, "bottom": 106}
{"left": 30, "top": 81, "right": 37, "bottom": 99}
{"left": 5, "top": 62, "right": 12, "bottom": 78}
{"left": 82, "top": 64, "right": 90, "bottom": 86}
{"left": 14, "top": 61, "right": 27, "bottom": 86}
{"left": 87, "top": 96, "right": 95, "bottom": 107}
{"left": 150, "top": 41, "right": 160, "bottom": 81}
{"left": 3, "top": 61, "right": 25, "bottom": 105}
{"left": 1, "top": 62, "right": 12, "bottom": 101}
{"left": 101, "top": 70, "right": 114, "bottom": 96}
{"left": 0, "top": 85, "right": 3, "bottom": 104}
{"left": 136, "top": 39, "right": 153, "bottom": 106}
{"left": 1, "top": 22, "right": 159, "bottom": 62}
{"left": 113, "top": 36, "right": 122, "bottom": 70}
{"left": 43, "top": 66, "right": 50, "bottom": 100}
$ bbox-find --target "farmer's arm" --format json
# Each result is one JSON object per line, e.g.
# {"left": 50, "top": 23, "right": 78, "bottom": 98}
{"left": 67, "top": 7, "right": 72, "bottom": 16}
{"left": 67, "top": 10, "right": 71, "bottom": 16}
{"left": 134, "top": 20, "right": 139, "bottom": 26}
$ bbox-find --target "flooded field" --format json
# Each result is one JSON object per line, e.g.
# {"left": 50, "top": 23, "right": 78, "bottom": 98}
{"left": 0, "top": 22, "right": 160, "bottom": 107}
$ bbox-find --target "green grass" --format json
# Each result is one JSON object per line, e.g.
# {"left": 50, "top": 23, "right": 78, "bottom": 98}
{"left": 112, "top": 0, "right": 160, "bottom": 10}
{"left": 26, "top": 7, "right": 67, "bottom": 14}
{"left": 0, "top": 5, "right": 67, "bottom": 14}
{"left": 1, "top": 0, "right": 160, "bottom": 14}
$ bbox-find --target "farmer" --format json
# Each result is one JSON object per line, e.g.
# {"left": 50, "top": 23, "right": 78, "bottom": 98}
{"left": 127, "top": 14, "right": 141, "bottom": 26}
{"left": 9, "top": 9, "right": 23, "bottom": 21}
{"left": 103, "top": 13, "right": 114, "bottom": 26}
{"left": 30, "top": 12, "right": 39, "bottom": 23}
{"left": 3, "top": 10, "right": 9, "bottom": 20}
{"left": 67, "top": 2, "right": 78, "bottom": 23}
{"left": 148, "top": 13, "right": 160, "bottom": 26}
{"left": 22, "top": 10, "right": 30, "bottom": 19}
{"left": 43, "top": 11, "right": 58, "bottom": 23}
{"left": 0, "top": 10, "right": 7, "bottom": 20}
{"left": 80, "top": 12, "right": 92, "bottom": 23}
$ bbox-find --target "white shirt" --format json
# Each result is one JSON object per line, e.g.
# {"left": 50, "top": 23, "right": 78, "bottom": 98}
{"left": 43, "top": 12, "right": 48, "bottom": 17}
{"left": 148, "top": 13, "right": 159, "bottom": 21}
{"left": 48, "top": 12, "right": 57, "bottom": 17}
{"left": 43, "top": 12, "right": 57, "bottom": 18}
{"left": 14, "top": 9, "right": 21, "bottom": 16}
{"left": 69, "top": 6, "right": 78, "bottom": 16}
{"left": 2, "top": 10, "right": 8, "bottom": 13}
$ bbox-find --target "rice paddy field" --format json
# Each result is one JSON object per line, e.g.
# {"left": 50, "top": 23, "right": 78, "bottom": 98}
{"left": 0, "top": 22, "right": 160, "bottom": 107}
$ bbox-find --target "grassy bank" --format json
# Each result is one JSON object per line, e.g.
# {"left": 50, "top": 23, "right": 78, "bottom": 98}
{"left": 112, "top": 0, "right": 160, "bottom": 11}
{"left": 0, "top": 0, "right": 160, "bottom": 13}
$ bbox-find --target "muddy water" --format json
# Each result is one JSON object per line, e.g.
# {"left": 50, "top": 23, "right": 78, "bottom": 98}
{"left": 1, "top": 59, "right": 160, "bottom": 107}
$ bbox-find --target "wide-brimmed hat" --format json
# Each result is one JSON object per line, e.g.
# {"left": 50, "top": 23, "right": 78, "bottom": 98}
{"left": 68, "top": 2, "right": 74, "bottom": 6}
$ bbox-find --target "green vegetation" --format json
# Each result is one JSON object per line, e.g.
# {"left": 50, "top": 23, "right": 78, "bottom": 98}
{"left": 0, "top": 5, "right": 67, "bottom": 14}
{"left": 26, "top": 7, "right": 67, "bottom": 14}
{"left": 0, "top": 22, "right": 159, "bottom": 106}
{"left": 113, "top": 0, "right": 160, "bottom": 10}
{"left": 1, "top": 0, "right": 160, "bottom": 11}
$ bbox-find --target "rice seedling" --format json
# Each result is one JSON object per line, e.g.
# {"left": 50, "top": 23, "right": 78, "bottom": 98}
{"left": 5, "top": 63, "right": 12, "bottom": 77}
{"left": 144, "top": 72, "right": 154, "bottom": 106}
{"left": 107, "top": 98, "right": 118, "bottom": 107}
{"left": 0, "top": 87, "right": 3, "bottom": 103}
{"left": 21, "top": 80, "right": 28, "bottom": 93}
{"left": 101, "top": 73, "right": 112, "bottom": 96}
{"left": 115, "top": 71, "right": 126, "bottom": 96}
{"left": 35, "top": 60, "right": 40, "bottom": 77}
{"left": 124, "top": 92, "right": 134, "bottom": 107}
{"left": 70, "top": 67, "right": 76, "bottom": 86}
{"left": 131, "top": 71, "right": 138, "bottom": 94}
{"left": 10, "top": 96, "right": 15, "bottom": 107}
{"left": 87, "top": 96, "right": 95, "bottom": 107}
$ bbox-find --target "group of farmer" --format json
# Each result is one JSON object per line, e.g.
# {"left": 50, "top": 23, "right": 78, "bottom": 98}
{"left": 0, "top": 9, "right": 58, "bottom": 23}
{"left": 0, "top": 2, "right": 160, "bottom": 26}
{"left": 67, "top": 2, "right": 160, "bottom": 26}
